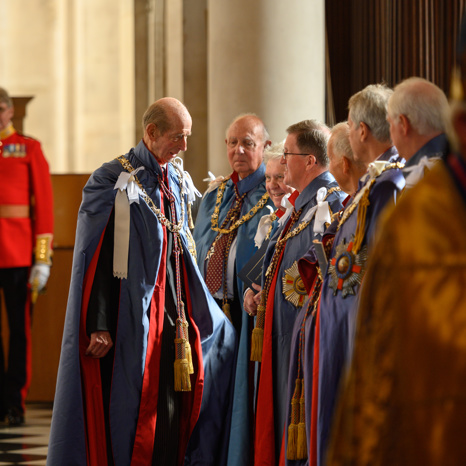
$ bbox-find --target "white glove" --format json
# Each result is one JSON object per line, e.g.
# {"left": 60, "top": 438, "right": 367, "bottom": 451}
{"left": 29, "top": 264, "right": 51, "bottom": 291}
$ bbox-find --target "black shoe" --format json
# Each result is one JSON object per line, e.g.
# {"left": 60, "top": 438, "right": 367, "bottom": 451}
{"left": 7, "top": 407, "right": 24, "bottom": 427}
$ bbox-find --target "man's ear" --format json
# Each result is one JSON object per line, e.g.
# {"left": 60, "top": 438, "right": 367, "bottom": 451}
{"left": 398, "top": 114, "right": 410, "bottom": 136}
{"left": 342, "top": 156, "right": 351, "bottom": 174}
{"left": 264, "top": 139, "right": 272, "bottom": 149}
{"left": 359, "top": 121, "right": 370, "bottom": 142}
{"left": 147, "top": 123, "right": 159, "bottom": 140}
{"left": 306, "top": 154, "right": 317, "bottom": 169}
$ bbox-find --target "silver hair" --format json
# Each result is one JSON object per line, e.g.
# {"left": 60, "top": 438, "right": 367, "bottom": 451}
{"left": 264, "top": 140, "right": 285, "bottom": 164}
{"left": 348, "top": 83, "right": 393, "bottom": 143}
{"left": 329, "top": 121, "right": 354, "bottom": 161}
{"left": 388, "top": 77, "right": 449, "bottom": 135}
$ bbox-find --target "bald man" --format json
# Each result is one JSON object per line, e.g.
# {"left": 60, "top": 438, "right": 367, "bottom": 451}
{"left": 47, "top": 97, "right": 237, "bottom": 465}
{"left": 194, "top": 113, "right": 275, "bottom": 465}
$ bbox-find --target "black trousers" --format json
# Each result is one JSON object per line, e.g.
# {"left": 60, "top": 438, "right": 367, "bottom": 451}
{"left": 0, "top": 267, "right": 30, "bottom": 415}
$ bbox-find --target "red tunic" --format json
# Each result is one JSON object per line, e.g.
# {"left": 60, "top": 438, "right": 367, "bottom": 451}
{"left": 0, "top": 123, "right": 54, "bottom": 268}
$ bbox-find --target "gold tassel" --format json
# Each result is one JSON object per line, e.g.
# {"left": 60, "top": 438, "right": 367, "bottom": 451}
{"left": 188, "top": 203, "right": 195, "bottom": 229}
{"left": 223, "top": 302, "right": 233, "bottom": 323}
{"left": 250, "top": 327, "right": 264, "bottom": 362}
{"left": 297, "top": 380, "right": 308, "bottom": 459}
{"left": 287, "top": 378, "right": 302, "bottom": 460}
{"left": 287, "top": 424, "right": 298, "bottom": 461}
{"left": 174, "top": 338, "right": 191, "bottom": 392}
{"left": 251, "top": 305, "right": 265, "bottom": 362}
{"left": 352, "top": 189, "right": 371, "bottom": 254}
{"left": 181, "top": 319, "right": 194, "bottom": 374}
{"left": 185, "top": 340, "right": 194, "bottom": 375}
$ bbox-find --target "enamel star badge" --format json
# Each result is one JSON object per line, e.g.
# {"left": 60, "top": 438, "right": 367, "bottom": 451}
{"left": 328, "top": 237, "right": 368, "bottom": 298}
{"left": 282, "top": 261, "right": 308, "bottom": 308}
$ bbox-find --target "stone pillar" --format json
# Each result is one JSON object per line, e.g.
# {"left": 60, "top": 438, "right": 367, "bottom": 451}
{"left": 183, "top": 0, "right": 208, "bottom": 189}
{"left": 207, "top": 0, "right": 326, "bottom": 177}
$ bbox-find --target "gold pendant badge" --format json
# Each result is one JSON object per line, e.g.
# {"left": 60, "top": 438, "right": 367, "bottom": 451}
{"left": 282, "top": 261, "right": 307, "bottom": 308}
{"left": 328, "top": 237, "right": 368, "bottom": 298}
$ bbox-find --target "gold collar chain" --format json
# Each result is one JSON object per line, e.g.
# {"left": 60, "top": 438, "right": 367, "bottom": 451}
{"left": 265, "top": 211, "right": 279, "bottom": 240}
{"left": 337, "top": 162, "right": 404, "bottom": 231}
{"left": 117, "top": 156, "right": 185, "bottom": 233}
{"left": 211, "top": 177, "right": 270, "bottom": 234}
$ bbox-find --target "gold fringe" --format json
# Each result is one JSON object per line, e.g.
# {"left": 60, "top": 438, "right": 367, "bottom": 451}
{"left": 223, "top": 302, "right": 233, "bottom": 323}
{"left": 352, "top": 188, "right": 371, "bottom": 254}
{"left": 250, "top": 328, "right": 264, "bottom": 362}
{"left": 174, "top": 356, "right": 191, "bottom": 392}
{"left": 297, "top": 422, "right": 307, "bottom": 459}
{"left": 297, "top": 380, "right": 308, "bottom": 459}
{"left": 185, "top": 340, "right": 194, "bottom": 374}
{"left": 287, "top": 378, "right": 302, "bottom": 460}
{"left": 174, "top": 337, "right": 191, "bottom": 391}
{"left": 287, "top": 424, "right": 298, "bottom": 460}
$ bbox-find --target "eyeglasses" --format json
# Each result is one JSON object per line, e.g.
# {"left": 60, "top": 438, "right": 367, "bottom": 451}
{"left": 282, "top": 151, "right": 310, "bottom": 161}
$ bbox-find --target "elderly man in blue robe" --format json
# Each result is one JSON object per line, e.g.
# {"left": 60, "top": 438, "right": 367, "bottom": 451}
{"left": 193, "top": 113, "right": 275, "bottom": 466}
{"left": 47, "top": 97, "right": 237, "bottom": 466}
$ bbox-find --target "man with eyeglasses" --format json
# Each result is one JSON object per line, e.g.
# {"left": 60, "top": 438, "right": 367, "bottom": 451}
{"left": 251, "top": 119, "right": 345, "bottom": 465}
{"left": 193, "top": 113, "right": 275, "bottom": 466}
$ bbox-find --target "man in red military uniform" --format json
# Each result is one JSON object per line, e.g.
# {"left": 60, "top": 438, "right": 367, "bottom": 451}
{"left": 0, "top": 87, "right": 54, "bottom": 426}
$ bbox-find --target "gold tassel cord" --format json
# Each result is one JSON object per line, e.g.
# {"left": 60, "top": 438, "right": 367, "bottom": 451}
{"left": 182, "top": 320, "right": 194, "bottom": 375}
{"left": 174, "top": 336, "right": 191, "bottom": 392}
{"left": 174, "top": 307, "right": 192, "bottom": 391}
{"left": 297, "top": 379, "right": 308, "bottom": 459}
{"left": 187, "top": 203, "right": 195, "bottom": 229}
{"left": 251, "top": 305, "right": 266, "bottom": 362}
{"left": 287, "top": 378, "right": 302, "bottom": 460}
{"left": 223, "top": 302, "right": 233, "bottom": 324}
{"left": 250, "top": 208, "right": 304, "bottom": 363}
{"left": 352, "top": 187, "right": 371, "bottom": 254}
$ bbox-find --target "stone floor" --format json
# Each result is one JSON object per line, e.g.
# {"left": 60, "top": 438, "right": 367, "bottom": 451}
{"left": 0, "top": 403, "right": 51, "bottom": 465}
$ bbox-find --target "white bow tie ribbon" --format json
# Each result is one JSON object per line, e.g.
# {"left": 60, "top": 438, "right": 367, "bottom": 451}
{"left": 203, "top": 170, "right": 226, "bottom": 194}
{"left": 254, "top": 206, "right": 275, "bottom": 248}
{"left": 114, "top": 166, "right": 145, "bottom": 204}
{"left": 281, "top": 192, "right": 293, "bottom": 210}
{"left": 367, "top": 160, "right": 387, "bottom": 180}
{"left": 313, "top": 187, "right": 331, "bottom": 235}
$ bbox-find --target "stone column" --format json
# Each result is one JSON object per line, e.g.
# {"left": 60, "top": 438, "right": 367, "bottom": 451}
{"left": 207, "top": 0, "right": 326, "bottom": 176}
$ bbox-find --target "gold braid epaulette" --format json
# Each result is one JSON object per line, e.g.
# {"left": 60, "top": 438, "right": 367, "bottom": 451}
{"left": 337, "top": 161, "right": 404, "bottom": 231}
{"left": 116, "top": 155, "right": 186, "bottom": 233}
{"left": 210, "top": 177, "right": 270, "bottom": 234}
